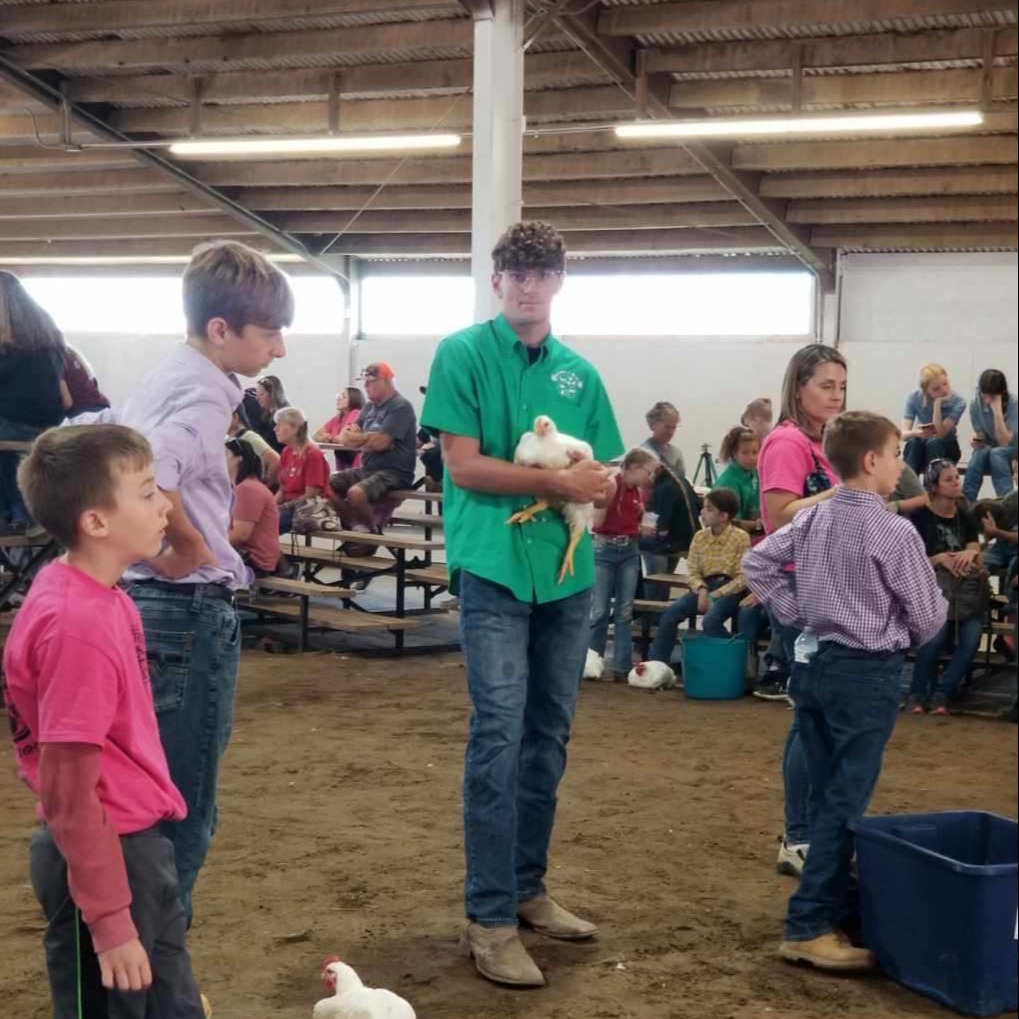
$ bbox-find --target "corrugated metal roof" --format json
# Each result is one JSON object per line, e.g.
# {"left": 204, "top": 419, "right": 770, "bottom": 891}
{"left": 5, "top": 8, "right": 468, "bottom": 44}
{"left": 635, "top": 10, "right": 1018, "bottom": 47}
{"left": 669, "top": 57, "right": 1018, "bottom": 81}
{"left": 839, "top": 242, "right": 1018, "bottom": 252}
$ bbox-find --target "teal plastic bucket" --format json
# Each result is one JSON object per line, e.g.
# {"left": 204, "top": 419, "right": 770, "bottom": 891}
{"left": 680, "top": 634, "right": 748, "bottom": 700}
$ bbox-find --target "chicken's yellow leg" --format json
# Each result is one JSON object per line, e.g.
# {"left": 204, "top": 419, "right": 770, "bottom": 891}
{"left": 507, "top": 500, "right": 549, "bottom": 526}
{"left": 557, "top": 524, "right": 585, "bottom": 584}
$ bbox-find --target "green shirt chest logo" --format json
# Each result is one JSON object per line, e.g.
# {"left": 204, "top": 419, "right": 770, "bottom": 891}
{"left": 551, "top": 369, "right": 584, "bottom": 401}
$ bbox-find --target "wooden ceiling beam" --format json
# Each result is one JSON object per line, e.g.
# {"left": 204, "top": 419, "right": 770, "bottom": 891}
{"left": 273, "top": 201, "right": 757, "bottom": 233}
{"left": 67, "top": 51, "right": 605, "bottom": 106}
{"left": 599, "top": 1, "right": 1015, "bottom": 39}
{"left": 0, "top": 214, "right": 256, "bottom": 242}
{"left": 760, "top": 165, "right": 1019, "bottom": 199}
{"left": 647, "top": 27, "right": 1019, "bottom": 75}
{"left": 0, "top": 0, "right": 452, "bottom": 36}
{"left": 5, "top": 21, "right": 476, "bottom": 73}
{"left": 733, "top": 135, "right": 1018, "bottom": 171}
{"left": 0, "top": 191, "right": 221, "bottom": 220}
{"left": 668, "top": 67, "right": 1017, "bottom": 111}
{"left": 0, "top": 168, "right": 182, "bottom": 195}
{"left": 232, "top": 176, "right": 731, "bottom": 211}
{"left": 788, "top": 194, "right": 1019, "bottom": 224}
{"left": 0, "top": 239, "right": 287, "bottom": 261}
{"left": 810, "top": 222, "right": 1018, "bottom": 249}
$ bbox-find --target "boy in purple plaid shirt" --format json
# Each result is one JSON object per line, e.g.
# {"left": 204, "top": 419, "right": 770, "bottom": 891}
{"left": 743, "top": 411, "right": 946, "bottom": 973}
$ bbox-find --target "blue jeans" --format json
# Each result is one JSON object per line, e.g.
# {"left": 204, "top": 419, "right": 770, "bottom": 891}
{"left": 983, "top": 537, "right": 1017, "bottom": 573}
{"left": 703, "top": 599, "right": 763, "bottom": 654}
{"left": 902, "top": 434, "right": 960, "bottom": 475}
{"left": 0, "top": 417, "right": 43, "bottom": 526}
{"left": 648, "top": 575, "right": 726, "bottom": 664}
{"left": 127, "top": 581, "right": 241, "bottom": 925}
{"left": 459, "top": 571, "right": 592, "bottom": 926}
{"left": 963, "top": 444, "right": 1015, "bottom": 501}
{"left": 771, "top": 618, "right": 814, "bottom": 846}
{"left": 911, "top": 614, "right": 984, "bottom": 702}
{"left": 589, "top": 537, "right": 641, "bottom": 673}
{"left": 786, "top": 643, "right": 904, "bottom": 942}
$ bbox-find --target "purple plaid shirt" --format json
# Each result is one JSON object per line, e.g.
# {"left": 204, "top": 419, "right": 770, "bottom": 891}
{"left": 743, "top": 487, "right": 947, "bottom": 652}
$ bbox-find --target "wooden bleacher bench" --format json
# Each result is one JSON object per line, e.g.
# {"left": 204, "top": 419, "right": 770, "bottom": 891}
{"left": 634, "top": 598, "right": 672, "bottom": 614}
{"left": 643, "top": 573, "right": 690, "bottom": 591}
{"left": 406, "top": 565, "right": 450, "bottom": 586}
{"left": 309, "top": 529, "right": 445, "bottom": 552}
{"left": 392, "top": 490, "right": 443, "bottom": 504}
{"left": 391, "top": 514, "right": 443, "bottom": 529}
{"left": 251, "top": 576, "right": 354, "bottom": 599}
{"left": 278, "top": 544, "right": 394, "bottom": 573}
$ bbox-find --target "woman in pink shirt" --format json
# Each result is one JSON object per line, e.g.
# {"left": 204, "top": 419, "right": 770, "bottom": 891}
{"left": 274, "top": 407, "right": 331, "bottom": 534}
{"left": 313, "top": 386, "right": 363, "bottom": 470}
{"left": 226, "top": 438, "right": 280, "bottom": 577}
{"left": 756, "top": 344, "right": 847, "bottom": 878}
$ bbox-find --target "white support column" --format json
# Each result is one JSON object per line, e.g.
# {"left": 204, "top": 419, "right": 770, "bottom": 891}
{"left": 470, "top": 0, "right": 525, "bottom": 322}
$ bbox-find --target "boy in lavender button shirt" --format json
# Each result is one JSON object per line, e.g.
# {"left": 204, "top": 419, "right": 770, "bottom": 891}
{"left": 744, "top": 411, "right": 946, "bottom": 974}
{"left": 107, "top": 241, "right": 292, "bottom": 922}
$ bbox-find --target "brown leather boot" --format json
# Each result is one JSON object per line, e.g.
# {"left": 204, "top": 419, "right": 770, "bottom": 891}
{"left": 460, "top": 923, "right": 545, "bottom": 987}
{"left": 518, "top": 895, "right": 598, "bottom": 941}
{"left": 779, "top": 932, "right": 876, "bottom": 972}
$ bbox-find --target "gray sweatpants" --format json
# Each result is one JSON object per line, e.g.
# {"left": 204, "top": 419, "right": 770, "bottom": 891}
{"left": 30, "top": 826, "right": 204, "bottom": 1019}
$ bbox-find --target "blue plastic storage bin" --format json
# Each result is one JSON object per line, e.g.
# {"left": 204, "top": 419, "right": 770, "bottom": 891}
{"left": 680, "top": 634, "right": 747, "bottom": 700}
{"left": 850, "top": 811, "right": 1018, "bottom": 1017}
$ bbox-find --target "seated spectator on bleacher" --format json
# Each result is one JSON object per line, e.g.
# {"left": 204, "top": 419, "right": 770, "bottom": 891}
{"left": 640, "top": 460, "right": 701, "bottom": 600}
{"left": 641, "top": 400, "right": 686, "bottom": 477}
{"left": 274, "top": 407, "right": 331, "bottom": 534}
{"left": 0, "top": 271, "right": 67, "bottom": 535}
{"left": 244, "top": 373, "right": 289, "bottom": 453}
{"left": 229, "top": 404, "right": 280, "bottom": 486}
{"left": 901, "top": 363, "right": 966, "bottom": 476}
{"left": 417, "top": 427, "right": 443, "bottom": 491}
{"left": 328, "top": 362, "right": 417, "bottom": 550}
{"left": 888, "top": 461, "right": 928, "bottom": 517}
{"left": 741, "top": 397, "right": 773, "bottom": 441}
{"left": 225, "top": 438, "right": 280, "bottom": 578}
{"left": 963, "top": 369, "right": 1017, "bottom": 501}
{"left": 312, "top": 386, "right": 363, "bottom": 470}
{"left": 61, "top": 345, "right": 110, "bottom": 418}
{"left": 974, "top": 489, "right": 1018, "bottom": 574}
{"left": 907, "top": 459, "right": 986, "bottom": 716}
{"left": 646, "top": 488, "right": 761, "bottom": 667}
{"left": 714, "top": 426, "right": 764, "bottom": 539}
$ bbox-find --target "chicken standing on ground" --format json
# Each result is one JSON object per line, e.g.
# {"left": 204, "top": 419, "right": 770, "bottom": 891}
{"left": 508, "top": 414, "right": 598, "bottom": 583}
{"left": 313, "top": 957, "right": 416, "bottom": 1019}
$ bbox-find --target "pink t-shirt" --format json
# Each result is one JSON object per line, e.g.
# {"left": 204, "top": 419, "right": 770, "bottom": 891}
{"left": 3, "top": 561, "right": 186, "bottom": 834}
{"left": 319, "top": 408, "right": 360, "bottom": 438}
{"left": 758, "top": 421, "right": 838, "bottom": 535}
{"left": 232, "top": 477, "right": 281, "bottom": 572}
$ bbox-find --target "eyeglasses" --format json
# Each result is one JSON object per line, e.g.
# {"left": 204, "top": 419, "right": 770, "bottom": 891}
{"left": 501, "top": 269, "right": 564, "bottom": 288}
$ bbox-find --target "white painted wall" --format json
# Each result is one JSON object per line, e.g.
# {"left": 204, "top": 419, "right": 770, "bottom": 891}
{"left": 63, "top": 252, "right": 1018, "bottom": 473}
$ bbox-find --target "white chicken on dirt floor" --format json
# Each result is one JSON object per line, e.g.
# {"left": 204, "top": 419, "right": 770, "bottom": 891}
{"left": 312, "top": 958, "right": 416, "bottom": 1019}
{"left": 508, "top": 414, "right": 595, "bottom": 584}
{"left": 628, "top": 661, "right": 677, "bottom": 690}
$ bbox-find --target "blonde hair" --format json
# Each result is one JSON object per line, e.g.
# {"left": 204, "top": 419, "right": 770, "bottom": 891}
{"left": 919, "top": 363, "right": 948, "bottom": 393}
{"left": 621, "top": 447, "right": 658, "bottom": 471}
{"left": 274, "top": 406, "right": 308, "bottom": 444}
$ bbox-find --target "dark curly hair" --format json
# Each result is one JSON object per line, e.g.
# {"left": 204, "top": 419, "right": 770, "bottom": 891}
{"left": 492, "top": 221, "right": 566, "bottom": 273}
{"left": 719, "top": 426, "right": 758, "bottom": 464}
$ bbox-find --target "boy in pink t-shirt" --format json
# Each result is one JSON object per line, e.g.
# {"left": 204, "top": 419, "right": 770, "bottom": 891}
{"left": 2, "top": 425, "right": 207, "bottom": 1016}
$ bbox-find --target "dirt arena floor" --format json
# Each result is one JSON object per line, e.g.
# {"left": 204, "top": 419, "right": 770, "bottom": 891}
{"left": 1, "top": 649, "right": 1016, "bottom": 1019}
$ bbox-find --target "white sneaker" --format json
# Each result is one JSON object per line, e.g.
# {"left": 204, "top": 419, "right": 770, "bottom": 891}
{"left": 776, "top": 839, "right": 809, "bottom": 878}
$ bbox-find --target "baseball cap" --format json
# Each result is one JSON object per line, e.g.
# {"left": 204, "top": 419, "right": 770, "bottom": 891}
{"left": 359, "top": 361, "right": 395, "bottom": 382}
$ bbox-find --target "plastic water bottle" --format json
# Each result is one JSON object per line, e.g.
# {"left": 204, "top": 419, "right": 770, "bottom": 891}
{"left": 793, "top": 630, "right": 819, "bottom": 664}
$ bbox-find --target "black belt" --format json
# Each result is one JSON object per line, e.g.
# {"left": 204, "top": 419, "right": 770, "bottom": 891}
{"left": 131, "top": 580, "right": 235, "bottom": 605}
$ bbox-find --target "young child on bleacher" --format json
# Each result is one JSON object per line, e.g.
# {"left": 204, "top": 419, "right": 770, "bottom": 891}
{"left": 714, "top": 426, "right": 764, "bottom": 539}
{"left": 647, "top": 487, "right": 759, "bottom": 665}
{"left": 743, "top": 411, "right": 946, "bottom": 974}
{"left": 2, "top": 425, "right": 208, "bottom": 1017}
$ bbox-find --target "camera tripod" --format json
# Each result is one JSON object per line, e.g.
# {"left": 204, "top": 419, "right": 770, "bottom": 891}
{"left": 692, "top": 443, "right": 717, "bottom": 487}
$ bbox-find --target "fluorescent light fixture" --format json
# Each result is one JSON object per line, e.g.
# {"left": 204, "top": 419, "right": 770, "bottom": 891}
{"left": 614, "top": 110, "right": 983, "bottom": 140}
{"left": 168, "top": 133, "right": 462, "bottom": 157}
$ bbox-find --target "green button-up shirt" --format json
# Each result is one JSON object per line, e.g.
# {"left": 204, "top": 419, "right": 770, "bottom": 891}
{"left": 422, "top": 314, "right": 624, "bottom": 604}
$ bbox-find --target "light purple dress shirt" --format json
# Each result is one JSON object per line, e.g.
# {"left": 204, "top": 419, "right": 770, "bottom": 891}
{"left": 743, "top": 487, "right": 947, "bottom": 653}
{"left": 114, "top": 345, "right": 248, "bottom": 589}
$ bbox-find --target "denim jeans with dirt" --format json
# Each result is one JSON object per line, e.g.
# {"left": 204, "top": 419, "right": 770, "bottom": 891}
{"left": 589, "top": 537, "right": 641, "bottom": 674}
{"left": 785, "top": 643, "right": 904, "bottom": 942}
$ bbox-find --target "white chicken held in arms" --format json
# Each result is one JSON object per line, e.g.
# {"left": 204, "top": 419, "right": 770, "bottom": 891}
{"left": 508, "top": 415, "right": 596, "bottom": 584}
{"left": 312, "top": 957, "right": 416, "bottom": 1019}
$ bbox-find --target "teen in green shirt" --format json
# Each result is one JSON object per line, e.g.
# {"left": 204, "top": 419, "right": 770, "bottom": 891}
{"left": 714, "top": 425, "right": 764, "bottom": 537}
{"left": 422, "top": 222, "right": 623, "bottom": 989}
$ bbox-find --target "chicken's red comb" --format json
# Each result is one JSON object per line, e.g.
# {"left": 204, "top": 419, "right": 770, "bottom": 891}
{"left": 322, "top": 955, "right": 343, "bottom": 968}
